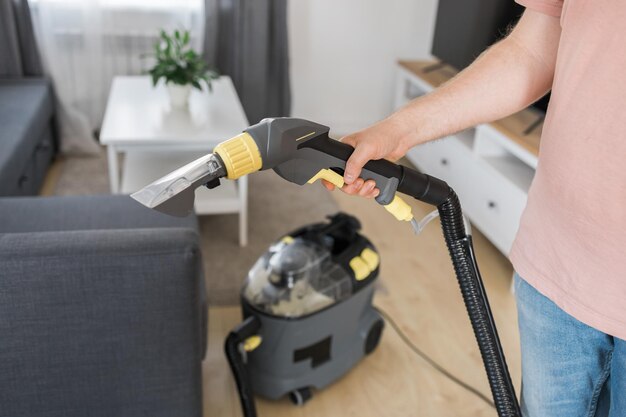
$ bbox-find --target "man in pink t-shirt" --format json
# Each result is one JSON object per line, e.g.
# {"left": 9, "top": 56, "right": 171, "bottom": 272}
{"left": 325, "top": 1, "right": 626, "bottom": 415}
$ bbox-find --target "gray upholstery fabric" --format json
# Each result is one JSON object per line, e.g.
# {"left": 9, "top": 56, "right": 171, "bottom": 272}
{"left": 203, "top": 0, "right": 291, "bottom": 124}
{"left": 0, "top": 0, "right": 43, "bottom": 77}
{"left": 0, "top": 78, "right": 55, "bottom": 196}
{"left": 0, "top": 194, "right": 198, "bottom": 233}
{"left": 0, "top": 228, "right": 204, "bottom": 417}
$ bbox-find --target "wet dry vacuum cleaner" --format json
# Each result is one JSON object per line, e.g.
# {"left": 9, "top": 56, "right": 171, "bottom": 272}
{"left": 227, "top": 212, "right": 384, "bottom": 410}
{"left": 132, "top": 117, "right": 522, "bottom": 417}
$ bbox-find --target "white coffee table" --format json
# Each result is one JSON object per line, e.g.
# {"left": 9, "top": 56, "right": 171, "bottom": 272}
{"left": 100, "top": 75, "right": 250, "bottom": 246}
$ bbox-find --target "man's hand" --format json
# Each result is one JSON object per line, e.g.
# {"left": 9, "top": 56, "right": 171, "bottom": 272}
{"left": 322, "top": 116, "right": 412, "bottom": 198}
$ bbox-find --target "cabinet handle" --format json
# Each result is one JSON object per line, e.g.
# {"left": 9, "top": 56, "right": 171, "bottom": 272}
{"left": 440, "top": 158, "right": 448, "bottom": 166}
{"left": 488, "top": 201, "right": 497, "bottom": 209}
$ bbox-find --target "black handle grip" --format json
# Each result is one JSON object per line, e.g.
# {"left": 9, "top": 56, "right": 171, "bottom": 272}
{"left": 300, "top": 135, "right": 399, "bottom": 176}
{"left": 301, "top": 136, "right": 450, "bottom": 206}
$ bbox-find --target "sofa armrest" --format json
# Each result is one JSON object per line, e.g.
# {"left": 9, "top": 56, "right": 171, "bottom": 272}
{"left": 0, "top": 228, "right": 204, "bottom": 417}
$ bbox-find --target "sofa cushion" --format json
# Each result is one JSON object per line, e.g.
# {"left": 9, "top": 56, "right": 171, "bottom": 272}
{"left": 0, "top": 78, "right": 54, "bottom": 195}
{"left": 0, "top": 194, "right": 198, "bottom": 233}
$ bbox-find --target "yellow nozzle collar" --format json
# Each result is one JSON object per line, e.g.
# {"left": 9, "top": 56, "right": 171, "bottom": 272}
{"left": 384, "top": 195, "right": 414, "bottom": 222}
{"left": 214, "top": 132, "right": 262, "bottom": 179}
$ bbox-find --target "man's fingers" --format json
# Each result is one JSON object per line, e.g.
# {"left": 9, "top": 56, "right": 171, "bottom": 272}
{"left": 321, "top": 179, "right": 335, "bottom": 191}
{"left": 344, "top": 143, "right": 373, "bottom": 185}
{"left": 358, "top": 180, "right": 376, "bottom": 197}
{"left": 342, "top": 178, "right": 364, "bottom": 195}
{"left": 340, "top": 135, "right": 357, "bottom": 147}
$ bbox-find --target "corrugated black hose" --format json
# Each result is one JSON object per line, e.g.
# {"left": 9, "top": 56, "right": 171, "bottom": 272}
{"left": 437, "top": 190, "right": 521, "bottom": 417}
{"left": 224, "top": 316, "right": 261, "bottom": 417}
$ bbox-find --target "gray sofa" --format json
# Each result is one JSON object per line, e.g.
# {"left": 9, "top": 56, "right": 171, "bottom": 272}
{"left": 0, "top": 78, "right": 56, "bottom": 196}
{"left": 0, "top": 195, "right": 206, "bottom": 417}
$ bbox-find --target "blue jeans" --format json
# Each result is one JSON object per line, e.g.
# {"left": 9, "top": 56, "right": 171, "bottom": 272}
{"left": 515, "top": 273, "right": 626, "bottom": 417}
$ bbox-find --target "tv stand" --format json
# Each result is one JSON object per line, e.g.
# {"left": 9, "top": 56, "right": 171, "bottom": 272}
{"left": 523, "top": 114, "right": 545, "bottom": 136}
{"left": 395, "top": 60, "right": 541, "bottom": 255}
{"left": 421, "top": 61, "right": 447, "bottom": 73}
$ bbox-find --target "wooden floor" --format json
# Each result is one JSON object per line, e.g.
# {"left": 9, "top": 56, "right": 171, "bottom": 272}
{"left": 39, "top": 156, "right": 65, "bottom": 196}
{"left": 203, "top": 189, "right": 520, "bottom": 417}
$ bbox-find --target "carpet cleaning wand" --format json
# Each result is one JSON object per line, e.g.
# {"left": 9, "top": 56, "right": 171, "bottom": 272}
{"left": 131, "top": 117, "right": 521, "bottom": 417}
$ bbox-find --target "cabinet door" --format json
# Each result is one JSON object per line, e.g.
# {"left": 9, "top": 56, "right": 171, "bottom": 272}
{"left": 424, "top": 137, "right": 473, "bottom": 201}
{"left": 463, "top": 163, "right": 528, "bottom": 254}
{"left": 406, "top": 140, "right": 436, "bottom": 173}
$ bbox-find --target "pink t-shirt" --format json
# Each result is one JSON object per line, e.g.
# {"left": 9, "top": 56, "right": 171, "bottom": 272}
{"left": 510, "top": 0, "right": 626, "bottom": 339}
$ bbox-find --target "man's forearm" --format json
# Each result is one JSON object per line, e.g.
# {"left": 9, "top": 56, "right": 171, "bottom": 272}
{"left": 336, "top": 10, "right": 561, "bottom": 191}
{"left": 390, "top": 10, "right": 561, "bottom": 148}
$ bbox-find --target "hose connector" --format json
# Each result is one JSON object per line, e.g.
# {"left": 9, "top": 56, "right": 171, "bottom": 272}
{"left": 214, "top": 133, "right": 263, "bottom": 179}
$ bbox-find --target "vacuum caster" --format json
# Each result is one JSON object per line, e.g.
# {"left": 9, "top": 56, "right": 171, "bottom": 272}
{"left": 289, "top": 387, "right": 312, "bottom": 406}
{"left": 364, "top": 319, "right": 384, "bottom": 355}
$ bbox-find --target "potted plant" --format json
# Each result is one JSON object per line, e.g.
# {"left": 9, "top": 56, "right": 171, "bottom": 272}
{"left": 148, "top": 29, "right": 219, "bottom": 108}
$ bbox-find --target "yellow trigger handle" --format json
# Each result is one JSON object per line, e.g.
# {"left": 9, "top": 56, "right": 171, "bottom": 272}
{"left": 307, "top": 170, "right": 413, "bottom": 224}
{"left": 307, "top": 169, "right": 345, "bottom": 188}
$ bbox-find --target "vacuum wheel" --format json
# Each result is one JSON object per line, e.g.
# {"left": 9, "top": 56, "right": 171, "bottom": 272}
{"left": 364, "top": 319, "right": 384, "bottom": 355}
{"left": 289, "top": 387, "right": 312, "bottom": 406}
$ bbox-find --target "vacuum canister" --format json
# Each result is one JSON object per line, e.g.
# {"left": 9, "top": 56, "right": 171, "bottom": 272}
{"left": 226, "top": 213, "right": 384, "bottom": 411}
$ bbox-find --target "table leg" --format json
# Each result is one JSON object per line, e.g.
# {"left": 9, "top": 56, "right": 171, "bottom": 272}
{"left": 107, "top": 145, "right": 120, "bottom": 194}
{"left": 238, "top": 175, "right": 248, "bottom": 247}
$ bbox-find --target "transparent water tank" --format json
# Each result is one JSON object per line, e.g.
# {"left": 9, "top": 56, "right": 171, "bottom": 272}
{"left": 242, "top": 238, "right": 353, "bottom": 318}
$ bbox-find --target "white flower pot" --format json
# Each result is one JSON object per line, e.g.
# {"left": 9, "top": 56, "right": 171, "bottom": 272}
{"left": 167, "top": 83, "right": 192, "bottom": 108}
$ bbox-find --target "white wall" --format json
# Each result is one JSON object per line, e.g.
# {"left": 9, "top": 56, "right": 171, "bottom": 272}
{"left": 288, "top": 0, "right": 439, "bottom": 136}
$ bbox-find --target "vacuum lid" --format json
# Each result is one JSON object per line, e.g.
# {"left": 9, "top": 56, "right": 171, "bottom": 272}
{"left": 242, "top": 238, "right": 353, "bottom": 318}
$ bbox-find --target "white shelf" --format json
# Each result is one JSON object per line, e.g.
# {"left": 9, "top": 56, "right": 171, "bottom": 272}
{"left": 121, "top": 151, "right": 240, "bottom": 215}
{"left": 483, "top": 155, "right": 534, "bottom": 193}
{"left": 456, "top": 128, "right": 476, "bottom": 150}
{"left": 477, "top": 124, "right": 538, "bottom": 169}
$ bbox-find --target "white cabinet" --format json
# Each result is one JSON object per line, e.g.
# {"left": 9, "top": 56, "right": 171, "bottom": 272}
{"left": 395, "top": 62, "right": 541, "bottom": 255}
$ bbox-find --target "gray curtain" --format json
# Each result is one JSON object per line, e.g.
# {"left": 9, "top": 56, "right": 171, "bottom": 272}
{"left": 203, "top": 0, "right": 291, "bottom": 124}
{"left": 0, "top": 0, "right": 42, "bottom": 77}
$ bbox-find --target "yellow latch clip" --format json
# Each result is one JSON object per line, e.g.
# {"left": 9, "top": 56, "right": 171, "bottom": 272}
{"left": 383, "top": 195, "right": 414, "bottom": 222}
{"left": 243, "top": 335, "right": 262, "bottom": 352}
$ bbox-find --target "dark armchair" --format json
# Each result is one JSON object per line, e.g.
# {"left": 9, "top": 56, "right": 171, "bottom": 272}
{"left": 0, "top": 195, "right": 206, "bottom": 417}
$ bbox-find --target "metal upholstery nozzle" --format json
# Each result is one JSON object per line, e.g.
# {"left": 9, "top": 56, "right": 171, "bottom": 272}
{"left": 131, "top": 153, "right": 227, "bottom": 217}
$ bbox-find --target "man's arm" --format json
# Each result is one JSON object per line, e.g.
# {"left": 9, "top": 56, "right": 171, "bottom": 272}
{"left": 334, "top": 9, "right": 562, "bottom": 198}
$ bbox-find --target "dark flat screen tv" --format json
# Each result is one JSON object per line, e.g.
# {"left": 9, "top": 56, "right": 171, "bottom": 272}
{"left": 432, "top": 0, "right": 549, "bottom": 113}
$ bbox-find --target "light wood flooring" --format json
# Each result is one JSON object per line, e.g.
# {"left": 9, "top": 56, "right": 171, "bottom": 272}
{"left": 42, "top": 155, "right": 519, "bottom": 416}
{"left": 204, "top": 189, "right": 519, "bottom": 417}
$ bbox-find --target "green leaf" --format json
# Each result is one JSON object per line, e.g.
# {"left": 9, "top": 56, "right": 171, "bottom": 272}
{"left": 147, "top": 28, "right": 213, "bottom": 89}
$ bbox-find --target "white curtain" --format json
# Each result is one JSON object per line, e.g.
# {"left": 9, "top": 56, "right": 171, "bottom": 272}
{"left": 29, "top": 0, "right": 204, "bottom": 154}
